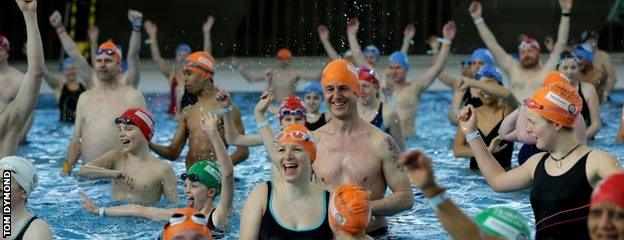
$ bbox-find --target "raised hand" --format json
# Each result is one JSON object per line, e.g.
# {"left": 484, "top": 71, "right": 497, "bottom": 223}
{"left": 397, "top": 150, "right": 436, "bottom": 189}
{"left": 346, "top": 18, "right": 359, "bottom": 36}
{"left": 442, "top": 21, "right": 456, "bottom": 40}
{"left": 79, "top": 192, "right": 99, "bottom": 214}
{"left": 559, "top": 0, "right": 572, "bottom": 12}
{"left": 16, "top": 0, "right": 37, "bottom": 13}
{"left": 404, "top": 24, "right": 415, "bottom": 40}
{"left": 255, "top": 92, "right": 275, "bottom": 114}
{"left": 488, "top": 136, "right": 508, "bottom": 153}
{"left": 215, "top": 89, "right": 232, "bottom": 108}
{"left": 458, "top": 105, "right": 478, "bottom": 134}
{"left": 318, "top": 25, "right": 329, "bottom": 40}
{"left": 88, "top": 26, "right": 99, "bottom": 42}
{"left": 127, "top": 9, "right": 143, "bottom": 24}
{"left": 143, "top": 20, "right": 157, "bottom": 37}
{"left": 200, "top": 113, "right": 219, "bottom": 134}
{"left": 203, "top": 15, "right": 214, "bottom": 33}
{"left": 427, "top": 35, "right": 440, "bottom": 51}
{"left": 49, "top": 11, "right": 63, "bottom": 29}
{"left": 468, "top": 1, "right": 482, "bottom": 19}
{"left": 456, "top": 77, "right": 471, "bottom": 93}
{"left": 543, "top": 36, "right": 554, "bottom": 53}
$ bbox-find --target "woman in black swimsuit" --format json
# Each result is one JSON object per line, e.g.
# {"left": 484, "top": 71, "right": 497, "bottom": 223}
{"left": 458, "top": 72, "right": 623, "bottom": 239}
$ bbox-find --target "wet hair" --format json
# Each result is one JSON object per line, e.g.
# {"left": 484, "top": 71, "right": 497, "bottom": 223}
{"left": 556, "top": 50, "right": 579, "bottom": 69}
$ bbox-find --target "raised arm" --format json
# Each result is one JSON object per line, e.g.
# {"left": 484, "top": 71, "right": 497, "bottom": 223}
{"left": 469, "top": 2, "right": 517, "bottom": 72}
{"left": 460, "top": 77, "right": 519, "bottom": 109}
{"left": 255, "top": 92, "right": 279, "bottom": 161}
{"left": 346, "top": 18, "right": 371, "bottom": 68}
{"left": 216, "top": 90, "right": 263, "bottom": 147}
{"left": 88, "top": 26, "right": 99, "bottom": 68}
{"left": 371, "top": 136, "right": 414, "bottom": 216}
{"left": 122, "top": 9, "right": 143, "bottom": 89}
{"left": 230, "top": 57, "right": 268, "bottom": 82}
{"left": 144, "top": 20, "right": 172, "bottom": 77}
{"left": 42, "top": 67, "right": 62, "bottom": 99}
{"left": 80, "top": 192, "right": 174, "bottom": 220}
{"left": 149, "top": 112, "right": 188, "bottom": 160}
{"left": 7, "top": 0, "right": 44, "bottom": 125}
{"left": 49, "top": 11, "right": 94, "bottom": 86}
{"left": 412, "top": 21, "right": 455, "bottom": 92}
{"left": 400, "top": 24, "right": 415, "bottom": 55}
{"left": 543, "top": 0, "right": 572, "bottom": 70}
{"left": 200, "top": 113, "right": 234, "bottom": 229}
{"left": 317, "top": 25, "right": 339, "bottom": 60}
{"left": 77, "top": 150, "right": 122, "bottom": 179}
{"left": 202, "top": 16, "right": 214, "bottom": 53}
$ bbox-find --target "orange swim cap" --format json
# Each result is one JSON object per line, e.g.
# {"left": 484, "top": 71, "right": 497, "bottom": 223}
{"left": 321, "top": 59, "right": 361, "bottom": 96}
{"left": 277, "top": 48, "right": 292, "bottom": 60}
{"left": 97, "top": 40, "right": 122, "bottom": 62}
{"left": 185, "top": 51, "right": 216, "bottom": 77}
{"left": 274, "top": 124, "right": 316, "bottom": 163}
{"left": 329, "top": 184, "right": 371, "bottom": 235}
{"left": 526, "top": 71, "right": 582, "bottom": 127}
{"left": 162, "top": 208, "right": 212, "bottom": 240}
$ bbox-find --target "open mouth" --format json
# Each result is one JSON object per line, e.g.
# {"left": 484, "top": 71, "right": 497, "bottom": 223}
{"left": 282, "top": 163, "right": 299, "bottom": 175}
{"left": 330, "top": 100, "right": 347, "bottom": 110}
{"left": 187, "top": 197, "right": 195, "bottom": 208}
{"left": 121, "top": 139, "right": 131, "bottom": 146}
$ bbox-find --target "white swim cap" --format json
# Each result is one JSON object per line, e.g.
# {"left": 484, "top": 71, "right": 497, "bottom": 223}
{"left": 0, "top": 156, "right": 38, "bottom": 196}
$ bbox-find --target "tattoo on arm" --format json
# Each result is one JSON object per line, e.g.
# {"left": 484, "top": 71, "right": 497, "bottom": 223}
{"left": 385, "top": 136, "right": 403, "bottom": 172}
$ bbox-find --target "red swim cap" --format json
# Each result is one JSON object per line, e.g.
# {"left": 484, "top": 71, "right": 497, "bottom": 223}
{"left": 357, "top": 67, "right": 378, "bottom": 85}
{"left": 116, "top": 108, "right": 155, "bottom": 141}
{"left": 591, "top": 173, "right": 624, "bottom": 209}
{"left": 279, "top": 96, "right": 307, "bottom": 121}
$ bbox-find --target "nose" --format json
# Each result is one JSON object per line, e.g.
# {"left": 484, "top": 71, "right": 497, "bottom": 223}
{"left": 597, "top": 211, "right": 615, "bottom": 230}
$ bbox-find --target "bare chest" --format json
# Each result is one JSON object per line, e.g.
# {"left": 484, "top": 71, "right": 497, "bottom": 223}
{"left": 313, "top": 137, "right": 382, "bottom": 188}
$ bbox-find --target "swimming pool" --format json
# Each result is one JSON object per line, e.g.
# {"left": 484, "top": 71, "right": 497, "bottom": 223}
{"left": 19, "top": 91, "right": 624, "bottom": 239}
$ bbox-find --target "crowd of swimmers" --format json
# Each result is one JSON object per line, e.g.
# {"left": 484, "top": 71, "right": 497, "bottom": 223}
{"left": 1, "top": 0, "right": 624, "bottom": 239}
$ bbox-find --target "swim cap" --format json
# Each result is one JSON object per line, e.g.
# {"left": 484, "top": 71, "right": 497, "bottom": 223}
{"left": 388, "top": 51, "right": 410, "bottom": 71}
{"left": 186, "top": 161, "right": 222, "bottom": 195}
{"left": 574, "top": 45, "right": 593, "bottom": 64}
{"left": 62, "top": 57, "right": 74, "bottom": 70}
{"left": 329, "top": 184, "right": 371, "bottom": 235}
{"left": 176, "top": 44, "right": 192, "bottom": 54}
{"left": 279, "top": 96, "right": 307, "bottom": 122}
{"left": 591, "top": 173, "right": 624, "bottom": 209}
{"left": 185, "top": 51, "right": 216, "bottom": 77}
{"left": 527, "top": 72, "right": 582, "bottom": 127}
{"left": 556, "top": 50, "right": 580, "bottom": 68}
{"left": 277, "top": 48, "right": 292, "bottom": 60}
{"left": 358, "top": 67, "right": 378, "bottom": 85}
{"left": 362, "top": 45, "right": 381, "bottom": 60}
{"left": 274, "top": 124, "right": 316, "bottom": 163}
{"left": 0, "top": 35, "right": 9, "bottom": 52}
{"left": 321, "top": 59, "right": 361, "bottom": 96}
{"left": 581, "top": 30, "right": 600, "bottom": 42}
{"left": 116, "top": 108, "right": 155, "bottom": 141}
{"left": 474, "top": 206, "right": 531, "bottom": 240}
{"left": 162, "top": 208, "right": 212, "bottom": 240}
{"left": 518, "top": 37, "right": 540, "bottom": 52}
{"left": 474, "top": 65, "right": 503, "bottom": 85}
{"left": 0, "top": 156, "right": 38, "bottom": 196}
{"left": 470, "top": 48, "right": 495, "bottom": 66}
{"left": 97, "top": 40, "right": 122, "bottom": 62}
{"left": 303, "top": 81, "right": 323, "bottom": 96}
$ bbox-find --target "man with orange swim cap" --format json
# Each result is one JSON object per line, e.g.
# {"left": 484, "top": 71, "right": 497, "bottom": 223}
{"left": 162, "top": 208, "right": 212, "bottom": 240}
{"left": 151, "top": 51, "right": 249, "bottom": 170}
{"left": 313, "top": 59, "right": 413, "bottom": 236}
{"left": 231, "top": 47, "right": 321, "bottom": 113}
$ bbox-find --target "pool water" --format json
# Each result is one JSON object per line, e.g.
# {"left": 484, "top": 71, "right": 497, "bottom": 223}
{"left": 19, "top": 91, "right": 624, "bottom": 239}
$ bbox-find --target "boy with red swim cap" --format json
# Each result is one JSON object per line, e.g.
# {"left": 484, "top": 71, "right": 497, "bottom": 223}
{"left": 78, "top": 108, "right": 179, "bottom": 204}
{"left": 150, "top": 51, "right": 249, "bottom": 169}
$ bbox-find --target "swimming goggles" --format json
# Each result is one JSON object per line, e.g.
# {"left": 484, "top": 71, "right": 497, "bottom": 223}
{"left": 273, "top": 130, "right": 313, "bottom": 143}
{"left": 96, "top": 48, "right": 117, "bottom": 56}
{"left": 279, "top": 108, "right": 305, "bottom": 116}
{"left": 184, "top": 61, "right": 214, "bottom": 75}
{"left": 165, "top": 212, "right": 208, "bottom": 228}
{"left": 114, "top": 117, "right": 136, "bottom": 126}
{"left": 524, "top": 98, "right": 575, "bottom": 115}
{"left": 180, "top": 173, "right": 200, "bottom": 182}
{"left": 460, "top": 60, "right": 472, "bottom": 67}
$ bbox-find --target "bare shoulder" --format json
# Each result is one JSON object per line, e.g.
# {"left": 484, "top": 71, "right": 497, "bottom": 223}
{"left": 587, "top": 149, "right": 617, "bottom": 164}
{"left": 373, "top": 129, "right": 400, "bottom": 162}
{"left": 23, "top": 218, "right": 52, "bottom": 239}
{"left": 247, "top": 182, "right": 269, "bottom": 211}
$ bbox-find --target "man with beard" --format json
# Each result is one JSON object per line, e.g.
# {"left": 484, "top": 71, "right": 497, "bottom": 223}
{"left": 150, "top": 51, "right": 249, "bottom": 169}
{"left": 313, "top": 59, "right": 414, "bottom": 236}
{"left": 468, "top": 0, "right": 572, "bottom": 100}
{"left": 62, "top": 10, "right": 147, "bottom": 175}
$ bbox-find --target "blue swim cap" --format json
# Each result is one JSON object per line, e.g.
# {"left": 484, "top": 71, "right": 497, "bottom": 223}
{"left": 388, "top": 51, "right": 410, "bottom": 71}
{"left": 574, "top": 45, "right": 593, "bottom": 64}
{"left": 303, "top": 81, "right": 323, "bottom": 96}
{"left": 120, "top": 59, "right": 128, "bottom": 72}
{"left": 475, "top": 65, "right": 503, "bottom": 85}
{"left": 176, "top": 43, "right": 192, "bottom": 54}
{"left": 362, "top": 45, "right": 381, "bottom": 59}
{"left": 470, "top": 48, "right": 495, "bottom": 66}
{"left": 61, "top": 57, "right": 74, "bottom": 70}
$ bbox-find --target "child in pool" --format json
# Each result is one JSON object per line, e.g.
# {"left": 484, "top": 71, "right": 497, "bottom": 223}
{"left": 78, "top": 108, "right": 179, "bottom": 204}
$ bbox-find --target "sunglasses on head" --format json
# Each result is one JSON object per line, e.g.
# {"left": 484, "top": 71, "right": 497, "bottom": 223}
{"left": 280, "top": 108, "right": 305, "bottom": 116}
{"left": 165, "top": 212, "right": 208, "bottom": 228}
{"left": 524, "top": 98, "right": 574, "bottom": 115}
{"left": 114, "top": 117, "right": 135, "bottom": 126}
{"left": 180, "top": 173, "right": 200, "bottom": 182}
{"left": 96, "top": 48, "right": 117, "bottom": 56}
{"left": 273, "top": 130, "right": 312, "bottom": 143}
{"left": 185, "top": 61, "right": 214, "bottom": 75}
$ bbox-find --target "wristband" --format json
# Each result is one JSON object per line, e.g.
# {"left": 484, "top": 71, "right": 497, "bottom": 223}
{"left": 473, "top": 17, "right": 484, "bottom": 25}
{"left": 255, "top": 120, "right": 270, "bottom": 129}
{"left": 426, "top": 191, "right": 449, "bottom": 210}
{"left": 403, "top": 38, "right": 414, "bottom": 45}
{"left": 62, "top": 161, "right": 71, "bottom": 173}
{"left": 437, "top": 38, "right": 451, "bottom": 45}
{"left": 465, "top": 131, "right": 481, "bottom": 142}
{"left": 56, "top": 27, "right": 66, "bottom": 35}
{"left": 99, "top": 207, "right": 105, "bottom": 217}
{"left": 211, "top": 106, "right": 232, "bottom": 115}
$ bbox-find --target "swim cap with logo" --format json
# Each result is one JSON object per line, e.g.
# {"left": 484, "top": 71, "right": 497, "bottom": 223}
{"left": 321, "top": 59, "right": 361, "bottom": 96}
{"left": 329, "top": 184, "right": 371, "bottom": 235}
{"left": 0, "top": 156, "right": 38, "bottom": 196}
{"left": 186, "top": 161, "right": 222, "bottom": 195}
{"left": 474, "top": 206, "right": 531, "bottom": 240}
{"left": 527, "top": 72, "right": 582, "bottom": 127}
{"left": 185, "top": 51, "right": 216, "bottom": 77}
{"left": 116, "top": 108, "right": 155, "bottom": 141}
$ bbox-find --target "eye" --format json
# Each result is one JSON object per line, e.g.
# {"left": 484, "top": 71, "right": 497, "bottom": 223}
{"left": 589, "top": 209, "right": 603, "bottom": 217}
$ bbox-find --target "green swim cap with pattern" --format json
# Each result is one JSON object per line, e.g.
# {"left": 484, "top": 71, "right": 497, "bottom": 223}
{"left": 473, "top": 206, "right": 531, "bottom": 240}
{"left": 186, "top": 161, "right": 222, "bottom": 195}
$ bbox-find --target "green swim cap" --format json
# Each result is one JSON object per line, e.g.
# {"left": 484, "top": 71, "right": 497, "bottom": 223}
{"left": 473, "top": 207, "right": 531, "bottom": 240}
{"left": 187, "top": 161, "right": 222, "bottom": 195}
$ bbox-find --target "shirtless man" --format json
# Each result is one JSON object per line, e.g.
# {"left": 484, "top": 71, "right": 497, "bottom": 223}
{"left": 78, "top": 108, "right": 178, "bottom": 204}
{"left": 575, "top": 45, "right": 608, "bottom": 102}
{"left": 0, "top": 0, "right": 44, "bottom": 158}
{"left": 346, "top": 19, "right": 414, "bottom": 69}
{"left": 469, "top": 0, "right": 572, "bottom": 100}
{"left": 383, "top": 21, "right": 456, "bottom": 138}
{"left": 231, "top": 48, "right": 320, "bottom": 106}
{"left": 150, "top": 51, "right": 249, "bottom": 169}
{"left": 62, "top": 14, "right": 147, "bottom": 175}
{"left": 580, "top": 30, "right": 618, "bottom": 102}
{"left": 313, "top": 59, "right": 414, "bottom": 235}
{"left": 49, "top": 9, "right": 142, "bottom": 89}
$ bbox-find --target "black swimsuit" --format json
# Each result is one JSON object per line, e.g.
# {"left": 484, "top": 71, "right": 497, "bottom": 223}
{"left": 370, "top": 103, "right": 389, "bottom": 133}
{"left": 207, "top": 209, "right": 226, "bottom": 239}
{"left": 530, "top": 151, "right": 593, "bottom": 239}
{"left": 259, "top": 181, "right": 333, "bottom": 240}
{"left": 578, "top": 83, "right": 591, "bottom": 128}
{"left": 58, "top": 83, "right": 85, "bottom": 122}
{"left": 13, "top": 216, "right": 38, "bottom": 240}
{"left": 305, "top": 113, "right": 327, "bottom": 131}
{"left": 469, "top": 111, "right": 513, "bottom": 169}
